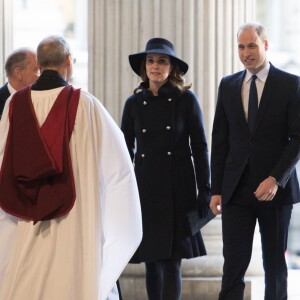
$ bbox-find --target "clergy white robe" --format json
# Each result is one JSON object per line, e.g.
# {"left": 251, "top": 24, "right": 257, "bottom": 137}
{"left": 0, "top": 87, "right": 142, "bottom": 300}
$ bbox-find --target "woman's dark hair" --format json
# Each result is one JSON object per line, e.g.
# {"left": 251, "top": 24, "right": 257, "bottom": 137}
{"left": 133, "top": 56, "right": 192, "bottom": 94}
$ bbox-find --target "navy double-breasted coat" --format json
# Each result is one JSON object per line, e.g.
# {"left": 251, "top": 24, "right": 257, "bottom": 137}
{"left": 121, "top": 82, "right": 210, "bottom": 263}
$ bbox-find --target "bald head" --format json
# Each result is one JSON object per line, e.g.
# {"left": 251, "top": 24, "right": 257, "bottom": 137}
{"left": 37, "top": 35, "right": 73, "bottom": 81}
{"left": 37, "top": 35, "right": 70, "bottom": 68}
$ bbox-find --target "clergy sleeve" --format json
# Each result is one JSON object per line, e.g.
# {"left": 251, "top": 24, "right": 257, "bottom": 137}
{"left": 97, "top": 100, "right": 142, "bottom": 300}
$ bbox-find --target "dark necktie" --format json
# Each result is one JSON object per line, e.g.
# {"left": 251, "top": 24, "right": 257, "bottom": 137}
{"left": 248, "top": 74, "right": 258, "bottom": 133}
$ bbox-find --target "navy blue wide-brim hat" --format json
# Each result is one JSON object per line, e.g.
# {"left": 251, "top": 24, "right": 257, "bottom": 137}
{"left": 129, "top": 37, "right": 189, "bottom": 76}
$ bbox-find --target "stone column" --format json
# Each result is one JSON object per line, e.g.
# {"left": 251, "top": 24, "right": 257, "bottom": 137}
{"left": 88, "top": 0, "right": 264, "bottom": 299}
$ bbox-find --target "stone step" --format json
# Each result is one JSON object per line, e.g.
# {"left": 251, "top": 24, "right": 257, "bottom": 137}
{"left": 120, "top": 270, "right": 300, "bottom": 300}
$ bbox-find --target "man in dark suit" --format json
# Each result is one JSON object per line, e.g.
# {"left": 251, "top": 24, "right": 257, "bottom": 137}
{"left": 210, "top": 22, "right": 300, "bottom": 300}
{"left": 0, "top": 47, "right": 39, "bottom": 118}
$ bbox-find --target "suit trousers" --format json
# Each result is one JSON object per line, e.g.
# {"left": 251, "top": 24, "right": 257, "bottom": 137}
{"left": 219, "top": 167, "right": 292, "bottom": 300}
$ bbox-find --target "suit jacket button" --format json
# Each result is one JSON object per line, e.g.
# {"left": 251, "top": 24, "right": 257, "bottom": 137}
{"left": 166, "top": 126, "right": 171, "bottom": 130}
{"left": 167, "top": 152, "right": 172, "bottom": 156}
{"left": 143, "top": 101, "right": 147, "bottom": 105}
{"left": 142, "top": 129, "right": 147, "bottom": 133}
{"left": 141, "top": 153, "right": 145, "bottom": 158}
{"left": 168, "top": 98, "right": 172, "bottom": 102}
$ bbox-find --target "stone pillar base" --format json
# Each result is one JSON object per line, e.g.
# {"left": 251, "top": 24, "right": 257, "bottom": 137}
{"left": 119, "top": 275, "right": 265, "bottom": 300}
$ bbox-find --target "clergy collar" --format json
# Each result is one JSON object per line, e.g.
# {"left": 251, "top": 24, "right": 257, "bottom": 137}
{"left": 31, "top": 70, "right": 68, "bottom": 91}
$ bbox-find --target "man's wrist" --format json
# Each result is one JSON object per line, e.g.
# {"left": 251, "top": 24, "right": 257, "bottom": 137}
{"left": 269, "top": 176, "right": 280, "bottom": 186}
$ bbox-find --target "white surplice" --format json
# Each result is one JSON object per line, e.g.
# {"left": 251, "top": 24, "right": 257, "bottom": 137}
{"left": 0, "top": 87, "right": 142, "bottom": 300}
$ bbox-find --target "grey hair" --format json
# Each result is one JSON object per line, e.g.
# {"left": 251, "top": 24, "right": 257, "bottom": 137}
{"left": 37, "top": 35, "right": 70, "bottom": 68}
{"left": 237, "top": 22, "right": 267, "bottom": 41}
{"left": 5, "top": 47, "right": 35, "bottom": 77}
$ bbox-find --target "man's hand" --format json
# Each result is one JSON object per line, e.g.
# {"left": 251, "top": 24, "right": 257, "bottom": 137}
{"left": 254, "top": 177, "right": 278, "bottom": 201}
{"left": 210, "top": 195, "right": 222, "bottom": 215}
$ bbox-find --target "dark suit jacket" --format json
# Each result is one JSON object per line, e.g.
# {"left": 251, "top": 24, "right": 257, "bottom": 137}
{"left": 211, "top": 63, "right": 300, "bottom": 206}
{"left": 0, "top": 83, "right": 10, "bottom": 118}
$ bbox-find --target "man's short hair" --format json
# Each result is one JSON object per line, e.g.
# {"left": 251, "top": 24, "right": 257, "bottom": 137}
{"left": 237, "top": 22, "right": 268, "bottom": 41}
{"left": 37, "top": 35, "right": 70, "bottom": 68}
{"left": 5, "top": 48, "right": 34, "bottom": 77}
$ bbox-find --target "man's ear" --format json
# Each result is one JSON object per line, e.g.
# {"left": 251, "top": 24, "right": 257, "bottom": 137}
{"left": 264, "top": 39, "right": 269, "bottom": 51}
{"left": 66, "top": 54, "right": 72, "bottom": 66}
{"left": 14, "top": 67, "right": 23, "bottom": 80}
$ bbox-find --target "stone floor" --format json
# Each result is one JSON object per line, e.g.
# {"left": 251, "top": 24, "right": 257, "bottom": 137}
{"left": 288, "top": 269, "right": 300, "bottom": 300}
{"left": 120, "top": 269, "right": 300, "bottom": 300}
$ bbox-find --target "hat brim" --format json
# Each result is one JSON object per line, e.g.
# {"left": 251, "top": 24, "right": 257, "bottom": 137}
{"left": 129, "top": 49, "right": 189, "bottom": 76}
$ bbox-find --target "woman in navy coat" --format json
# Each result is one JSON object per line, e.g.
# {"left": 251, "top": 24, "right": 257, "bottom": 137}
{"left": 121, "top": 38, "right": 210, "bottom": 300}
